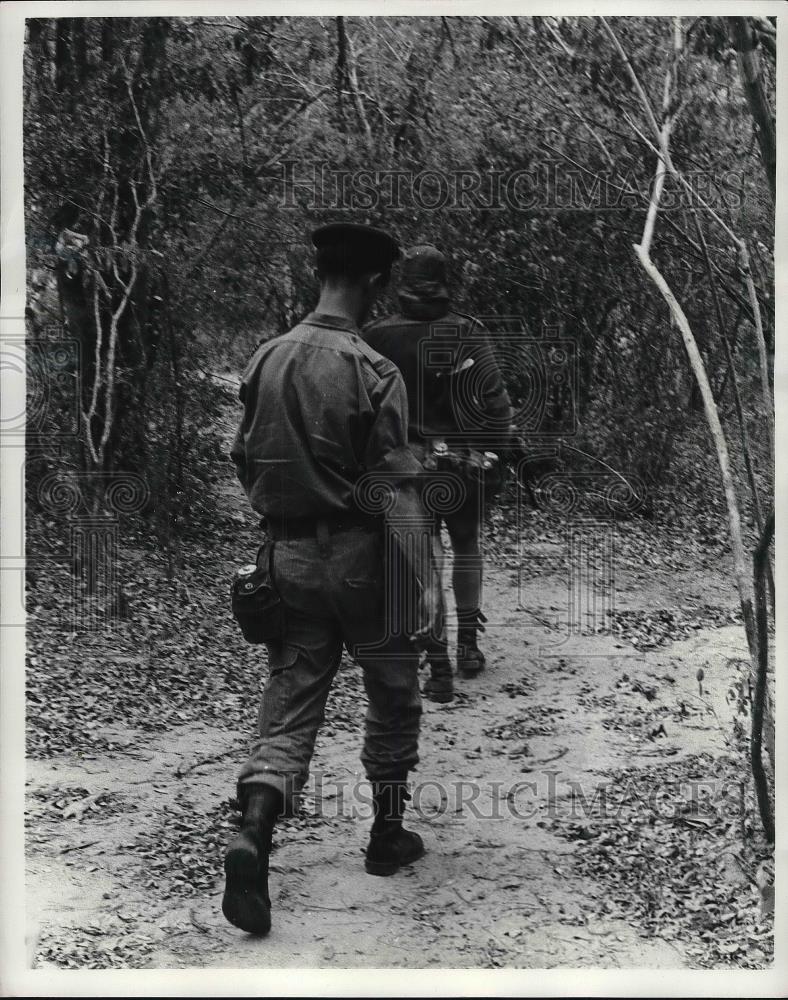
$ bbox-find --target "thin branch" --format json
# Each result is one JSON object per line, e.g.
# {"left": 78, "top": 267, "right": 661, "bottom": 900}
{"left": 499, "top": 23, "right": 616, "bottom": 170}
{"left": 621, "top": 109, "right": 744, "bottom": 248}
{"left": 86, "top": 278, "right": 103, "bottom": 423}
{"left": 537, "top": 139, "right": 644, "bottom": 203}
{"left": 639, "top": 123, "right": 670, "bottom": 256}
{"left": 693, "top": 213, "right": 766, "bottom": 536}
{"left": 99, "top": 258, "right": 138, "bottom": 460}
{"left": 369, "top": 19, "right": 410, "bottom": 67}
{"left": 194, "top": 197, "right": 289, "bottom": 238}
{"left": 600, "top": 17, "right": 663, "bottom": 145}
{"left": 727, "top": 17, "right": 776, "bottom": 204}
{"left": 739, "top": 245, "right": 774, "bottom": 462}
{"left": 543, "top": 16, "right": 575, "bottom": 58}
{"left": 620, "top": 28, "right": 777, "bottom": 842}
{"left": 606, "top": 19, "right": 774, "bottom": 458}
{"left": 251, "top": 86, "right": 331, "bottom": 179}
{"left": 122, "top": 56, "right": 157, "bottom": 222}
{"left": 628, "top": 18, "right": 756, "bottom": 641}
{"left": 345, "top": 25, "right": 373, "bottom": 148}
{"left": 639, "top": 19, "right": 678, "bottom": 257}
{"left": 659, "top": 214, "right": 756, "bottom": 323}
{"left": 441, "top": 16, "right": 459, "bottom": 64}
{"left": 231, "top": 85, "right": 248, "bottom": 174}
{"left": 634, "top": 246, "right": 754, "bottom": 605}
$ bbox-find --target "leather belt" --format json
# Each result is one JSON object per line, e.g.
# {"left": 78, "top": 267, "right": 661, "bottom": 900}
{"left": 263, "top": 512, "right": 382, "bottom": 541}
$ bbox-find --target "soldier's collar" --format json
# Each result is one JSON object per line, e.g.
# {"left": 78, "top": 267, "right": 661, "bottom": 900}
{"left": 303, "top": 312, "right": 361, "bottom": 336}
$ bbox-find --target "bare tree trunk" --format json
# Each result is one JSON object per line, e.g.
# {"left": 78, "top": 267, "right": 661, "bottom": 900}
{"left": 345, "top": 27, "right": 373, "bottom": 148}
{"left": 54, "top": 18, "right": 72, "bottom": 92}
{"left": 752, "top": 508, "right": 774, "bottom": 843}
{"left": 635, "top": 246, "right": 757, "bottom": 647}
{"left": 713, "top": 304, "right": 744, "bottom": 401}
{"left": 335, "top": 17, "right": 372, "bottom": 147}
{"left": 693, "top": 214, "right": 775, "bottom": 615}
{"left": 603, "top": 15, "right": 774, "bottom": 836}
{"left": 739, "top": 245, "right": 773, "bottom": 464}
{"left": 603, "top": 18, "right": 774, "bottom": 462}
{"left": 27, "top": 19, "right": 49, "bottom": 94}
{"left": 727, "top": 17, "right": 776, "bottom": 205}
{"left": 101, "top": 19, "right": 114, "bottom": 62}
{"left": 335, "top": 16, "right": 348, "bottom": 127}
{"left": 72, "top": 18, "right": 88, "bottom": 82}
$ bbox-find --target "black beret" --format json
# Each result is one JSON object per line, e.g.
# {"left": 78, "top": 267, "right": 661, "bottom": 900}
{"left": 311, "top": 222, "right": 400, "bottom": 269}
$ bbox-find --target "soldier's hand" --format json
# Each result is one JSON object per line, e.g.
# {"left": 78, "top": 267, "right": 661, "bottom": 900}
{"left": 415, "top": 580, "right": 444, "bottom": 645}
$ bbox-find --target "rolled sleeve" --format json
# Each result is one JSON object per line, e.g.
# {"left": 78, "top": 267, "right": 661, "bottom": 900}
{"left": 364, "top": 371, "right": 424, "bottom": 481}
{"left": 230, "top": 421, "right": 248, "bottom": 489}
{"left": 230, "top": 379, "right": 250, "bottom": 490}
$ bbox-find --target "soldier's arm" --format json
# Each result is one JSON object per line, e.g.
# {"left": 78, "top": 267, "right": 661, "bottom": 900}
{"left": 230, "top": 381, "right": 250, "bottom": 491}
{"left": 230, "top": 423, "right": 247, "bottom": 490}
{"left": 468, "top": 322, "right": 515, "bottom": 449}
{"left": 362, "top": 368, "right": 443, "bottom": 640}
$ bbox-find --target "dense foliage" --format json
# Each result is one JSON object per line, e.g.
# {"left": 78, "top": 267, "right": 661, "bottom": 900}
{"left": 23, "top": 15, "right": 774, "bottom": 547}
{"left": 21, "top": 14, "right": 776, "bottom": 899}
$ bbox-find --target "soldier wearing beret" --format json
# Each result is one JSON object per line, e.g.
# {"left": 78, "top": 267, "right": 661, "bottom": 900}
{"left": 225, "top": 223, "right": 443, "bottom": 936}
{"left": 365, "top": 245, "right": 514, "bottom": 702}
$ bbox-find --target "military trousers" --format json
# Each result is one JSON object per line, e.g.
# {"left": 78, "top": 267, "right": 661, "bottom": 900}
{"left": 237, "top": 526, "right": 422, "bottom": 812}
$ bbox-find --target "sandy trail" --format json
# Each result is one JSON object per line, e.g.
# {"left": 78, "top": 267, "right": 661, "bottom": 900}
{"left": 25, "top": 379, "right": 767, "bottom": 970}
{"left": 26, "top": 567, "right": 752, "bottom": 969}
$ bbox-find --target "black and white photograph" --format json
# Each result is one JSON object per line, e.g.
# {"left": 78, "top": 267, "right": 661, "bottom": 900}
{"left": 0, "top": 1, "right": 784, "bottom": 993}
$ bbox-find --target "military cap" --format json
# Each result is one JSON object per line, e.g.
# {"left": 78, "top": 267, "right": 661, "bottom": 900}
{"left": 400, "top": 244, "right": 449, "bottom": 304}
{"left": 311, "top": 222, "right": 400, "bottom": 271}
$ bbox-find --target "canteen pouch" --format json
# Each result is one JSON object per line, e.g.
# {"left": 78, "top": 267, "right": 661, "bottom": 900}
{"left": 231, "top": 541, "right": 285, "bottom": 645}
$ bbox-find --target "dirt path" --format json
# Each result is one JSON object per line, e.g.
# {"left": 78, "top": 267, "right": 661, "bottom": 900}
{"left": 24, "top": 614, "right": 754, "bottom": 968}
{"left": 25, "top": 380, "right": 772, "bottom": 970}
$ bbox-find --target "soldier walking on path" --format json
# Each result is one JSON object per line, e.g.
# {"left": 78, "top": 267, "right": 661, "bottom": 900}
{"left": 225, "top": 224, "right": 443, "bottom": 936}
{"left": 364, "top": 245, "right": 514, "bottom": 703}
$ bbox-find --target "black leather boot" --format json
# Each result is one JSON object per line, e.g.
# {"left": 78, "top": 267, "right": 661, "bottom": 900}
{"left": 222, "top": 784, "right": 283, "bottom": 935}
{"left": 422, "top": 639, "right": 454, "bottom": 703}
{"left": 365, "top": 777, "right": 425, "bottom": 876}
{"left": 457, "top": 608, "right": 487, "bottom": 677}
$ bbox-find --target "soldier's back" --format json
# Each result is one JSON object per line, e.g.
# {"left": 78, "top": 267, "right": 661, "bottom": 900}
{"left": 237, "top": 313, "right": 400, "bottom": 518}
{"left": 364, "top": 310, "right": 480, "bottom": 441}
